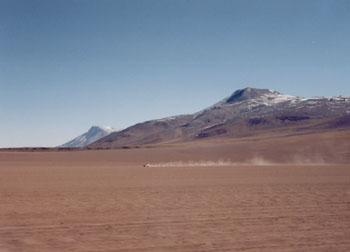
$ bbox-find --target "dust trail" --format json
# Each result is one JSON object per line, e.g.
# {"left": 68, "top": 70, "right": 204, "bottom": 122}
{"left": 146, "top": 158, "right": 274, "bottom": 167}
{"left": 145, "top": 155, "right": 330, "bottom": 167}
{"left": 147, "top": 160, "right": 234, "bottom": 167}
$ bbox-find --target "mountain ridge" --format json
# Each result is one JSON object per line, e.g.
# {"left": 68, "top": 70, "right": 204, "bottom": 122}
{"left": 89, "top": 88, "right": 350, "bottom": 149}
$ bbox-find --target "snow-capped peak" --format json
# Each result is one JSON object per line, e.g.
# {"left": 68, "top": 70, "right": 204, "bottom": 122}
{"left": 202, "top": 88, "right": 298, "bottom": 111}
{"left": 222, "top": 87, "right": 299, "bottom": 105}
{"left": 59, "top": 126, "right": 118, "bottom": 148}
{"left": 192, "top": 88, "right": 302, "bottom": 119}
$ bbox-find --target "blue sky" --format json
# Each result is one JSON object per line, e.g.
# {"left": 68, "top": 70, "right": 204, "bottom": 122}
{"left": 1, "top": 0, "right": 349, "bottom": 147}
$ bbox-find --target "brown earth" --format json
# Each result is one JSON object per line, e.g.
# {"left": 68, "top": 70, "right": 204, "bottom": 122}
{"left": 1, "top": 131, "right": 350, "bottom": 251}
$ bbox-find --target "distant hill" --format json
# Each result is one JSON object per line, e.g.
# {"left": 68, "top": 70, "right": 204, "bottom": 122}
{"left": 89, "top": 88, "right": 350, "bottom": 148}
{"left": 60, "top": 126, "right": 117, "bottom": 147}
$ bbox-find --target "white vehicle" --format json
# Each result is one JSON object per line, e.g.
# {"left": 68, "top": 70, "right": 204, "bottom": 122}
{"left": 143, "top": 163, "right": 151, "bottom": 167}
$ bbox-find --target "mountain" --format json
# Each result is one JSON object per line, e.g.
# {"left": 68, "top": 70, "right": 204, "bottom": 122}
{"left": 89, "top": 88, "right": 350, "bottom": 148}
{"left": 60, "top": 126, "right": 117, "bottom": 147}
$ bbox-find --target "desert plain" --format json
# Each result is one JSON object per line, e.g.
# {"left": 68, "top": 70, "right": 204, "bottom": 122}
{"left": 1, "top": 131, "right": 350, "bottom": 252}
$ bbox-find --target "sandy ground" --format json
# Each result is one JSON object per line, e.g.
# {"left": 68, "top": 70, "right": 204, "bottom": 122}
{"left": 1, "top": 144, "right": 350, "bottom": 251}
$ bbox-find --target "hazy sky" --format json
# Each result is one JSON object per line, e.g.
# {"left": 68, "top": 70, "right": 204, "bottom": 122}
{"left": 1, "top": 0, "right": 349, "bottom": 147}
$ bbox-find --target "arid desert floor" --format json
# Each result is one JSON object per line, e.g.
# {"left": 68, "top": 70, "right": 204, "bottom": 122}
{"left": 1, "top": 139, "right": 350, "bottom": 252}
